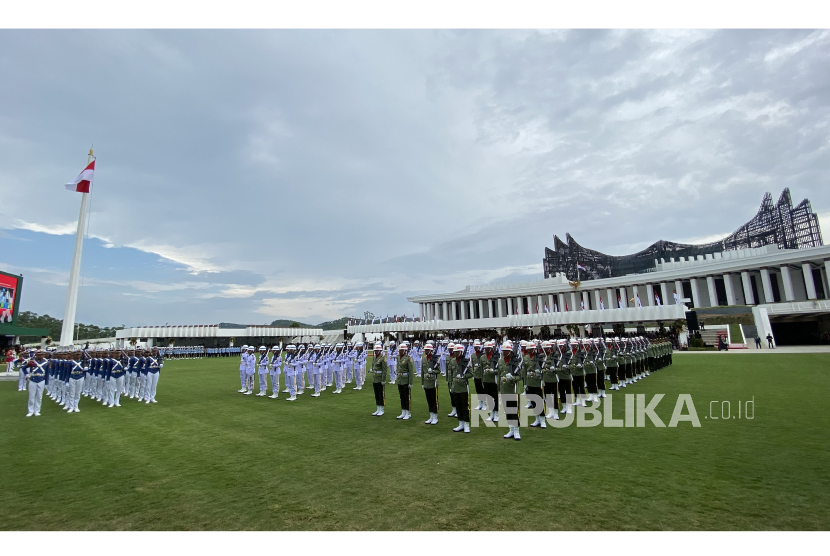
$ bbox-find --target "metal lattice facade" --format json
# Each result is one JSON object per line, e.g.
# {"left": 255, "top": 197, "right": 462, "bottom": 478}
{"left": 543, "top": 189, "right": 823, "bottom": 280}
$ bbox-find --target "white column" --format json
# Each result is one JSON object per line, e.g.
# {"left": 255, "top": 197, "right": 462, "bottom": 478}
{"left": 780, "top": 266, "right": 795, "bottom": 301}
{"left": 707, "top": 276, "right": 718, "bottom": 307}
{"left": 527, "top": 296, "right": 534, "bottom": 314}
{"left": 660, "top": 282, "right": 669, "bottom": 306}
{"left": 723, "top": 274, "right": 736, "bottom": 306}
{"left": 514, "top": 297, "right": 522, "bottom": 315}
{"left": 478, "top": 299, "right": 484, "bottom": 319}
{"left": 557, "top": 293, "right": 565, "bottom": 312}
{"left": 674, "top": 280, "right": 684, "bottom": 305}
{"left": 760, "top": 269, "right": 774, "bottom": 304}
{"left": 606, "top": 288, "right": 615, "bottom": 309}
{"left": 802, "top": 263, "right": 817, "bottom": 300}
{"left": 632, "top": 284, "right": 641, "bottom": 307}
{"left": 488, "top": 299, "right": 494, "bottom": 318}
{"left": 582, "top": 291, "right": 590, "bottom": 310}
{"left": 443, "top": 301, "right": 449, "bottom": 320}
{"left": 570, "top": 292, "right": 578, "bottom": 312}
{"left": 507, "top": 297, "right": 513, "bottom": 316}
{"left": 618, "top": 288, "right": 628, "bottom": 308}
{"left": 690, "top": 278, "right": 702, "bottom": 308}
{"left": 594, "top": 289, "right": 602, "bottom": 310}
{"left": 741, "top": 271, "right": 755, "bottom": 305}
{"left": 461, "top": 300, "right": 467, "bottom": 320}
{"left": 646, "top": 283, "right": 655, "bottom": 306}
{"left": 548, "top": 294, "right": 555, "bottom": 313}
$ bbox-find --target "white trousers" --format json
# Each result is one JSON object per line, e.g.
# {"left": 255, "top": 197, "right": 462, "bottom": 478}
{"left": 146, "top": 372, "right": 159, "bottom": 401}
{"left": 239, "top": 368, "right": 246, "bottom": 389}
{"left": 286, "top": 373, "right": 296, "bottom": 397}
{"left": 68, "top": 377, "right": 84, "bottom": 410}
{"left": 258, "top": 371, "right": 269, "bottom": 393}
{"left": 27, "top": 381, "right": 45, "bottom": 414}
{"left": 18, "top": 369, "right": 26, "bottom": 390}
{"left": 138, "top": 373, "right": 148, "bottom": 399}
{"left": 270, "top": 372, "right": 280, "bottom": 394}
{"left": 108, "top": 375, "right": 125, "bottom": 405}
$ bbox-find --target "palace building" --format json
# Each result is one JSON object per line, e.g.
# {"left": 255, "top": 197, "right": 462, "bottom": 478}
{"left": 348, "top": 189, "right": 829, "bottom": 345}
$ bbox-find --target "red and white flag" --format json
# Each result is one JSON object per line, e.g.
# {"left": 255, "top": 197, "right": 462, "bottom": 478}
{"left": 576, "top": 262, "right": 587, "bottom": 271}
{"left": 65, "top": 160, "right": 95, "bottom": 193}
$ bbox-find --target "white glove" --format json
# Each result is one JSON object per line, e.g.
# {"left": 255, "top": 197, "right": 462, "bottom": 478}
{"left": 506, "top": 373, "right": 513, "bottom": 380}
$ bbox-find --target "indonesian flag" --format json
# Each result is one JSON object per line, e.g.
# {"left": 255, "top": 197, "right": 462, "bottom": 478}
{"left": 600, "top": 299, "right": 605, "bottom": 310}
{"left": 655, "top": 293, "right": 662, "bottom": 306}
{"left": 565, "top": 302, "right": 569, "bottom": 312}
{"left": 581, "top": 300, "right": 585, "bottom": 310}
{"left": 576, "top": 262, "right": 587, "bottom": 271}
{"left": 618, "top": 295, "right": 623, "bottom": 309}
{"left": 65, "top": 160, "right": 95, "bottom": 193}
{"left": 544, "top": 303, "right": 549, "bottom": 313}
{"left": 636, "top": 293, "right": 643, "bottom": 308}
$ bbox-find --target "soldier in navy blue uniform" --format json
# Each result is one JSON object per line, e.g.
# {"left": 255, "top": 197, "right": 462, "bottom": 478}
{"left": 145, "top": 347, "right": 161, "bottom": 403}
{"left": 67, "top": 350, "right": 85, "bottom": 413}
{"left": 26, "top": 350, "right": 49, "bottom": 417}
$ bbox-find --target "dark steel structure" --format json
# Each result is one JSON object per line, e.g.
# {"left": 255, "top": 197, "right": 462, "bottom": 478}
{"left": 543, "top": 189, "right": 823, "bottom": 280}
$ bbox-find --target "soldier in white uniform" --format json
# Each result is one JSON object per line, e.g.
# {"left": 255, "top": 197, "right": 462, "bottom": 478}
{"left": 256, "top": 346, "right": 270, "bottom": 397}
{"left": 238, "top": 345, "right": 249, "bottom": 393}
{"left": 269, "top": 345, "right": 282, "bottom": 398}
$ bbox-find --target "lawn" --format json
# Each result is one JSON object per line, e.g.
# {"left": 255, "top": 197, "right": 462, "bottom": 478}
{"left": 1, "top": 353, "right": 829, "bottom": 530}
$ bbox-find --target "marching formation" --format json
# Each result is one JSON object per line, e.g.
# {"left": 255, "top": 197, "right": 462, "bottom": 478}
{"left": 12, "top": 346, "right": 164, "bottom": 417}
{"left": 236, "top": 342, "right": 368, "bottom": 400}
{"left": 368, "top": 335, "right": 673, "bottom": 439}
{"left": 231, "top": 334, "right": 672, "bottom": 440}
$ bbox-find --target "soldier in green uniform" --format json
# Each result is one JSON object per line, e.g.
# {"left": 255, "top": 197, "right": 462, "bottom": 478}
{"left": 556, "top": 339, "right": 574, "bottom": 414}
{"left": 396, "top": 343, "right": 415, "bottom": 420}
{"left": 470, "top": 340, "right": 487, "bottom": 411}
{"left": 421, "top": 343, "right": 440, "bottom": 424}
{"left": 446, "top": 342, "right": 457, "bottom": 418}
{"left": 541, "top": 340, "right": 559, "bottom": 421}
{"left": 449, "top": 343, "right": 473, "bottom": 433}
{"left": 607, "top": 337, "right": 621, "bottom": 391}
{"left": 526, "top": 341, "right": 546, "bottom": 429}
{"left": 584, "top": 338, "right": 599, "bottom": 404}
{"left": 482, "top": 340, "right": 500, "bottom": 422}
{"left": 370, "top": 342, "right": 388, "bottom": 417}
{"left": 498, "top": 340, "right": 522, "bottom": 440}
{"left": 571, "top": 338, "right": 587, "bottom": 407}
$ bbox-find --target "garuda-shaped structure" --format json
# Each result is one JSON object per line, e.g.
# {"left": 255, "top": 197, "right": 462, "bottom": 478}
{"left": 543, "top": 188, "right": 823, "bottom": 281}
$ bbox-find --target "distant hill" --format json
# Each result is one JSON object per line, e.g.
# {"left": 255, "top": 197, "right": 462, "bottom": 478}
{"left": 269, "top": 317, "right": 349, "bottom": 330}
{"left": 269, "top": 319, "right": 314, "bottom": 328}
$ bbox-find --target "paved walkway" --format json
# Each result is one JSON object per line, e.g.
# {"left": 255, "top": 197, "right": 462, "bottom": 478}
{"left": 677, "top": 346, "right": 830, "bottom": 354}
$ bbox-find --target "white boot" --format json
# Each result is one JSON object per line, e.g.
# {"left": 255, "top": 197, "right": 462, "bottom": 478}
{"left": 377, "top": 406, "right": 384, "bottom": 416}
{"left": 504, "top": 426, "right": 515, "bottom": 439}
{"left": 493, "top": 411, "right": 499, "bottom": 422}
{"left": 453, "top": 421, "right": 464, "bottom": 432}
{"left": 425, "top": 413, "right": 432, "bottom": 424}
{"left": 397, "top": 410, "right": 405, "bottom": 419}
{"left": 372, "top": 406, "right": 380, "bottom": 416}
{"left": 448, "top": 407, "right": 457, "bottom": 418}
{"left": 485, "top": 410, "right": 494, "bottom": 422}
{"left": 566, "top": 404, "right": 572, "bottom": 414}
{"left": 514, "top": 427, "right": 521, "bottom": 440}
{"left": 403, "top": 410, "right": 411, "bottom": 420}
{"left": 530, "top": 415, "right": 541, "bottom": 428}
{"left": 463, "top": 421, "right": 470, "bottom": 433}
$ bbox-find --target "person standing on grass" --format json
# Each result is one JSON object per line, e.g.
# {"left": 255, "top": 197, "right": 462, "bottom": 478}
{"left": 256, "top": 346, "right": 269, "bottom": 397}
{"left": 421, "top": 342, "right": 439, "bottom": 425}
{"left": 449, "top": 343, "right": 472, "bottom": 433}
{"left": 67, "top": 351, "right": 85, "bottom": 413}
{"left": 237, "top": 345, "right": 249, "bottom": 393}
{"left": 541, "top": 340, "right": 559, "bottom": 421}
{"left": 370, "top": 342, "right": 388, "bottom": 416}
{"left": 470, "top": 340, "right": 487, "bottom": 412}
{"left": 25, "top": 350, "right": 48, "bottom": 417}
{"left": 498, "top": 340, "right": 522, "bottom": 440}
{"left": 394, "top": 343, "right": 415, "bottom": 420}
{"left": 14, "top": 351, "right": 27, "bottom": 392}
{"left": 482, "top": 340, "right": 500, "bottom": 423}
{"left": 284, "top": 344, "right": 299, "bottom": 401}
{"left": 524, "top": 341, "right": 546, "bottom": 428}
{"left": 269, "top": 345, "right": 282, "bottom": 399}
{"left": 445, "top": 342, "right": 457, "bottom": 418}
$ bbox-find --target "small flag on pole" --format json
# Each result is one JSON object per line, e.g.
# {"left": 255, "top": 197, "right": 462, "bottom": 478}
{"left": 65, "top": 160, "right": 95, "bottom": 193}
{"left": 576, "top": 262, "right": 586, "bottom": 271}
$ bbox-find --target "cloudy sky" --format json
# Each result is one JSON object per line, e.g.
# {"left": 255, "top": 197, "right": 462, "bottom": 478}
{"left": 1, "top": 29, "right": 829, "bottom": 327}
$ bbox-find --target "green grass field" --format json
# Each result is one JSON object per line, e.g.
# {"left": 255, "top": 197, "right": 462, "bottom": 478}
{"left": 2, "top": 353, "right": 829, "bottom": 530}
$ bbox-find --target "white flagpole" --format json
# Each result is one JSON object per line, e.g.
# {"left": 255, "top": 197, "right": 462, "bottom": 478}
{"left": 59, "top": 148, "right": 94, "bottom": 347}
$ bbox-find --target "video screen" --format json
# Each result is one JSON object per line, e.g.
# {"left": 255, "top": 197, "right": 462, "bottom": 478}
{"left": 0, "top": 273, "right": 19, "bottom": 324}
